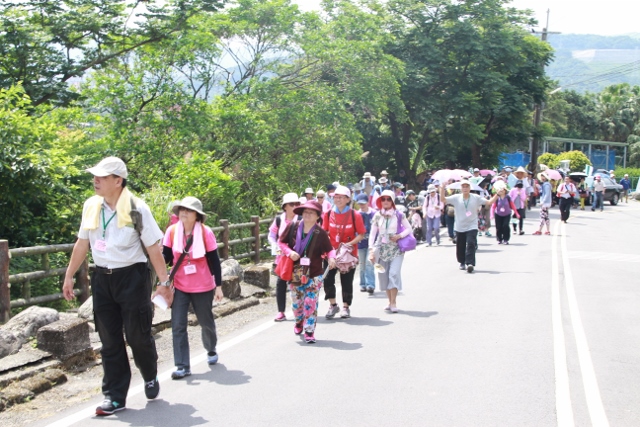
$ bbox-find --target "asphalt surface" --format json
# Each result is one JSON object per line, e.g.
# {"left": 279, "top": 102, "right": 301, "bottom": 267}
{"left": 30, "top": 201, "right": 640, "bottom": 427}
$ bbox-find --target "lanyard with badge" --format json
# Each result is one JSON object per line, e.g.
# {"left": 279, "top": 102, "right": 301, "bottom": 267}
{"left": 464, "top": 197, "right": 472, "bottom": 217}
{"left": 95, "top": 207, "right": 116, "bottom": 252}
{"left": 182, "top": 233, "right": 197, "bottom": 275}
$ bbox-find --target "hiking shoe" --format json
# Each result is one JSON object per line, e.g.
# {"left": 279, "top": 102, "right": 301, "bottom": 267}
{"left": 519, "top": 231, "right": 525, "bottom": 235}
{"left": 485, "top": 232, "right": 492, "bottom": 237}
{"left": 544, "top": 231, "right": 551, "bottom": 235}
{"left": 144, "top": 377, "right": 160, "bottom": 399}
{"left": 436, "top": 241, "right": 440, "bottom": 246}
{"left": 504, "top": 241, "right": 509, "bottom": 245}
{"left": 304, "top": 332, "right": 316, "bottom": 344}
{"left": 498, "top": 240, "right": 503, "bottom": 245}
{"left": 340, "top": 307, "right": 351, "bottom": 318}
{"left": 274, "top": 312, "right": 286, "bottom": 322}
{"left": 294, "top": 323, "right": 303, "bottom": 335}
{"left": 459, "top": 263, "right": 466, "bottom": 270}
{"left": 325, "top": 304, "right": 339, "bottom": 319}
{"left": 360, "top": 287, "right": 367, "bottom": 292}
{"left": 366, "top": 287, "right": 374, "bottom": 294}
{"left": 467, "top": 265, "right": 474, "bottom": 273}
{"left": 96, "top": 398, "right": 125, "bottom": 416}
{"left": 207, "top": 351, "right": 219, "bottom": 365}
{"left": 171, "top": 368, "right": 192, "bottom": 380}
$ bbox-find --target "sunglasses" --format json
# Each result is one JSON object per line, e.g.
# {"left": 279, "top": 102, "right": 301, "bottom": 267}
{"left": 380, "top": 197, "right": 393, "bottom": 202}
{"left": 285, "top": 203, "right": 300, "bottom": 207}
{"left": 317, "top": 196, "right": 324, "bottom": 199}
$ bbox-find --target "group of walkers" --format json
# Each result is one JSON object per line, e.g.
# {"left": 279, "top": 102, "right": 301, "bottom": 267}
{"left": 61, "top": 156, "right": 629, "bottom": 417}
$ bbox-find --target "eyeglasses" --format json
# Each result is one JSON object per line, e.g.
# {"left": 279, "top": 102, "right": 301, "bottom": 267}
{"left": 317, "top": 196, "right": 324, "bottom": 199}
{"left": 285, "top": 203, "right": 300, "bottom": 207}
{"left": 380, "top": 197, "right": 393, "bottom": 202}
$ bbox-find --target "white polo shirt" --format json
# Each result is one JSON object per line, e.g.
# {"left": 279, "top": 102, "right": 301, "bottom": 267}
{"left": 78, "top": 198, "right": 163, "bottom": 269}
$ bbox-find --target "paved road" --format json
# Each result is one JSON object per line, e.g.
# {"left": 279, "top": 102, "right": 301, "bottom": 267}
{"left": 35, "top": 202, "right": 640, "bottom": 427}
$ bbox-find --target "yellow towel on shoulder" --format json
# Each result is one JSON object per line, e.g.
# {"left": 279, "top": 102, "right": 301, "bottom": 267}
{"left": 82, "top": 188, "right": 134, "bottom": 230}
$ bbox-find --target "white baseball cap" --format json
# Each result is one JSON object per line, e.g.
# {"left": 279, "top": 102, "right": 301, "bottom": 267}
{"left": 86, "top": 157, "right": 128, "bottom": 179}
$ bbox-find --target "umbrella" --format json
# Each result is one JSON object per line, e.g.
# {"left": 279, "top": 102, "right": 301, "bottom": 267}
{"left": 569, "top": 172, "right": 587, "bottom": 178}
{"left": 447, "top": 181, "right": 483, "bottom": 192}
{"left": 431, "top": 169, "right": 472, "bottom": 182}
{"left": 479, "top": 169, "right": 495, "bottom": 177}
{"left": 545, "top": 169, "right": 563, "bottom": 180}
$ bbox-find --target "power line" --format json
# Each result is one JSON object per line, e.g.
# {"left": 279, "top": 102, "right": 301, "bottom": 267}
{"left": 551, "top": 59, "right": 640, "bottom": 78}
{"left": 560, "top": 59, "right": 640, "bottom": 88}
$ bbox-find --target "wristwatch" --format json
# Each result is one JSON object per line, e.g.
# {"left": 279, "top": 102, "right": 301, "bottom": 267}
{"left": 158, "top": 279, "right": 172, "bottom": 288}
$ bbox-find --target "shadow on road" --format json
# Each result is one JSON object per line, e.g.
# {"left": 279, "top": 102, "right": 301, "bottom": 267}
{"left": 295, "top": 340, "right": 363, "bottom": 350}
{"left": 396, "top": 310, "right": 438, "bottom": 318}
{"left": 339, "top": 316, "right": 394, "bottom": 327}
{"left": 184, "top": 363, "right": 252, "bottom": 386}
{"left": 113, "top": 399, "right": 209, "bottom": 426}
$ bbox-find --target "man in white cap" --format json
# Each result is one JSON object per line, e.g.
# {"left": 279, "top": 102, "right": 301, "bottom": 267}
{"left": 620, "top": 174, "right": 631, "bottom": 203}
{"left": 470, "top": 168, "right": 483, "bottom": 186}
{"left": 439, "top": 179, "right": 498, "bottom": 272}
{"left": 62, "top": 157, "right": 170, "bottom": 415}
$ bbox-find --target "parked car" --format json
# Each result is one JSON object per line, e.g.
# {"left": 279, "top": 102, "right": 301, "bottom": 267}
{"left": 584, "top": 175, "right": 623, "bottom": 205}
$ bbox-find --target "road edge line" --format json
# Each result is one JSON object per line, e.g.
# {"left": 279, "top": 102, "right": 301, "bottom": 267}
{"left": 560, "top": 222, "right": 610, "bottom": 427}
{"left": 552, "top": 220, "right": 575, "bottom": 427}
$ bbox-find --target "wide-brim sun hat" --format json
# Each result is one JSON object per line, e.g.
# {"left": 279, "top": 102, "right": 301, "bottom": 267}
{"left": 293, "top": 200, "right": 323, "bottom": 216}
{"left": 376, "top": 189, "right": 396, "bottom": 209}
{"left": 362, "top": 172, "right": 372, "bottom": 179}
{"left": 514, "top": 166, "right": 527, "bottom": 176}
{"left": 393, "top": 182, "right": 404, "bottom": 189}
{"left": 281, "top": 192, "right": 300, "bottom": 208}
{"left": 378, "top": 177, "right": 388, "bottom": 184}
{"left": 427, "top": 184, "right": 436, "bottom": 193}
{"left": 304, "top": 187, "right": 314, "bottom": 195}
{"left": 172, "top": 196, "right": 207, "bottom": 221}
{"left": 537, "top": 171, "right": 549, "bottom": 181}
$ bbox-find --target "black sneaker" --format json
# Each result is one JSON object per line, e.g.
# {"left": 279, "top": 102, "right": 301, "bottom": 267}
{"left": 144, "top": 377, "right": 160, "bottom": 400}
{"left": 459, "top": 263, "right": 466, "bottom": 270}
{"left": 467, "top": 265, "right": 474, "bottom": 273}
{"left": 96, "top": 398, "right": 125, "bottom": 416}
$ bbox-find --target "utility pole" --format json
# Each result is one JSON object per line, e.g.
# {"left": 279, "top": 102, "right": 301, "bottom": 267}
{"left": 531, "top": 10, "right": 560, "bottom": 173}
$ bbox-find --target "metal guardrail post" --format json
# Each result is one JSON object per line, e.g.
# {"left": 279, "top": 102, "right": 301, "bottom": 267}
{"left": 0, "top": 240, "right": 10, "bottom": 323}
{"left": 251, "top": 216, "right": 261, "bottom": 264}
{"left": 219, "top": 219, "right": 230, "bottom": 260}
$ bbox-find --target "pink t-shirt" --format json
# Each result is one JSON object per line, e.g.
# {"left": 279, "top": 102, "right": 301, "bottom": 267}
{"left": 163, "top": 224, "right": 218, "bottom": 293}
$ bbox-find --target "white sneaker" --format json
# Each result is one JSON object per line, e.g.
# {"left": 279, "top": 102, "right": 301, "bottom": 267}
{"left": 340, "top": 307, "right": 351, "bottom": 318}
{"left": 325, "top": 304, "right": 340, "bottom": 319}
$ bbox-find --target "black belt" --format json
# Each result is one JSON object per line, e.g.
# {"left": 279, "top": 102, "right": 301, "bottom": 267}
{"left": 94, "top": 263, "right": 142, "bottom": 275}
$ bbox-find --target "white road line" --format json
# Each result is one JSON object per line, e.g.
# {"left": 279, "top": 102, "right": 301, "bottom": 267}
{"left": 552, "top": 221, "right": 575, "bottom": 427}
{"left": 45, "top": 316, "right": 283, "bottom": 427}
{"left": 560, "top": 223, "right": 610, "bottom": 427}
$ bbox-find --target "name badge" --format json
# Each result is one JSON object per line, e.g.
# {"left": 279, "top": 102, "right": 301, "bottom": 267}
{"left": 300, "top": 257, "right": 310, "bottom": 266}
{"left": 382, "top": 235, "right": 389, "bottom": 244}
{"left": 336, "top": 235, "right": 340, "bottom": 242}
{"left": 94, "top": 240, "right": 107, "bottom": 252}
{"left": 184, "top": 264, "right": 197, "bottom": 275}
{"left": 465, "top": 211, "right": 472, "bottom": 217}
{"left": 500, "top": 207, "right": 505, "bottom": 213}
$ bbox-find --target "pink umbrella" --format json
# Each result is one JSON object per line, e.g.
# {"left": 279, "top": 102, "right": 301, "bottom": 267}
{"left": 479, "top": 169, "right": 495, "bottom": 177}
{"left": 431, "top": 169, "right": 472, "bottom": 182}
{"left": 545, "top": 169, "right": 562, "bottom": 180}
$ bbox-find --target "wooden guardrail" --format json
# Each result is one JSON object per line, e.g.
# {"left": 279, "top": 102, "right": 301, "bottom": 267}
{"left": 0, "top": 216, "right": 274, "bottom": 323}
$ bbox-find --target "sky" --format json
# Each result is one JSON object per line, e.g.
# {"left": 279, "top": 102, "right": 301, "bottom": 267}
{"left": 293, "top": 0, "right": 639, "bottom": 36}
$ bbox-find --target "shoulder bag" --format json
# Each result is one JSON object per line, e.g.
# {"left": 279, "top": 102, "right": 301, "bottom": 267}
{"left": 395, "top": 211, "right": 417, "bottom": 252}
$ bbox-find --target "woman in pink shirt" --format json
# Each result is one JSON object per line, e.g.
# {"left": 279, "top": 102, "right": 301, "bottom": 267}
{"left": 162, "top": 197, "right": 223, "bottom": 379}
{"left": 268, "top": 193, "right": 301, "bottom": 321}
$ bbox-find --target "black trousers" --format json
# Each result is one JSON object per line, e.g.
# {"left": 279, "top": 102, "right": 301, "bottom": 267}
{"left": 512, "top": 209, "right": 525, "bottom": 232}
{"left": 495, "top": 214, "right": 511, "bottom": 242}
{"left": 455, "top": 230, "right": 478, "bottom": 266}
{"left": 91, "top": 263, "right": 157, "bottom": 404}
{"left": 275, "top": 277, "right": 287, "bottom": 312}
{"left": 323, "top": 262, "right": 355, "bottom": 306}
{"left": 559, "top": 198, "right": 572, "bottom": 221}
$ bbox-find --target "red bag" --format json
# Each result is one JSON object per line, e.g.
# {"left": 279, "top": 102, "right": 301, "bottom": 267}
{"left": 275, "top": 255, "right": 293, "bottom": 281}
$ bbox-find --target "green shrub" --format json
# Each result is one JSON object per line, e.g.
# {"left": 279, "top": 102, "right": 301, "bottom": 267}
{"left": 537, "top": 152, "right": 559, "bottom": 169}
{"left": 557, "top": 150, "right": 592, "bottom": 172}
